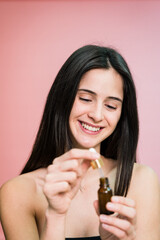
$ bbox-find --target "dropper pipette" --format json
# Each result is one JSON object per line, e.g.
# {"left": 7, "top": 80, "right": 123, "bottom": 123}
{"left": 89, "top": 148, "right": 105, "bottom": 178}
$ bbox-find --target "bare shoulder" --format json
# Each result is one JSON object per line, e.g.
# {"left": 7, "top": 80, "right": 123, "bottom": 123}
{"left": 128, "top": 163, "right": 160, "bottom": 198}
{"left": 0, "top": 174, "right": 36, "bottom": 215}
{"left": 133, "top": 162, "right": 159, "bottom": 176}
{"left": 131, "top": 163, "right": 159, "bottom": 190}
{"left": 0, "top": 169, "right": 47, "bottom": 211}
{"left": 128, "top": 164, "right": 160, "bottom": 238}
{"left": 0, "top": 170, "right": 47, "bottom": 239}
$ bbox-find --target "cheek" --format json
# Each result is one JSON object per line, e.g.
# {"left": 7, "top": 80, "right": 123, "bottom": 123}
{"left": 116, "top": 110, "right": 122, "bottom": 123}
{"left": 69, "top": 104, "right": 84, "bottom": 124}
{"left": 70, "top": 106, "right": 83, "bottom": 119}
{"left": 70, "top": 100, "right": 88, "bottom": 118}
{"left": 69, "top": 101, "right": 79, "bottom": 119}
{"left": 106, "top": 111, "right": 122, "bottom": 126}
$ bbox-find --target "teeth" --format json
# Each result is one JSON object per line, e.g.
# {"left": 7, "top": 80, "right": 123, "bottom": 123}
{"left": 81, "top": 122, "right": 100, "bottom": 132}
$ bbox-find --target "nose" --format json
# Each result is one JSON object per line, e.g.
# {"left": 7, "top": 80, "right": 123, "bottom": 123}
{"left": 88, "top": 103, "right": 104, "bottom": 122}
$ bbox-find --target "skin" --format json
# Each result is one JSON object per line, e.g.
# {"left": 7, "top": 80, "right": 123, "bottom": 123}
{"left": 69, "top": 68, "right": 123, "bottom": 152}
{"left": 0, "top": 68, "right": 160, "bottom": 240}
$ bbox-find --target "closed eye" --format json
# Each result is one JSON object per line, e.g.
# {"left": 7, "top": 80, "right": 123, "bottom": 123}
{"left": 79, "top": 97, "right": 92, "bottom": 102}
{"left": 106, "top": 105, "right": 117, "bottom": 110}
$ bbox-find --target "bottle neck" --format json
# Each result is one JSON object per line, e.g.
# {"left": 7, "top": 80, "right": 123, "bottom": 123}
{"left": 99, "top": 177, "right": 109, "bottom": 188}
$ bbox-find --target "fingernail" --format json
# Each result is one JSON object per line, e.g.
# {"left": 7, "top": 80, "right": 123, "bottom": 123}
{"left": 111, "top": 196, "right": 119, "bottom": 202}
{"left": 107, "top": 202, "right": 114, "bottom": 209}
{"left": 100, "top": 215, "right": 109, "bottom": 221}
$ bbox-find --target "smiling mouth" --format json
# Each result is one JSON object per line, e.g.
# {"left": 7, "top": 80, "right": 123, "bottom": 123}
{"left": 79, "top": 121, "right": 103, "bottom": 132}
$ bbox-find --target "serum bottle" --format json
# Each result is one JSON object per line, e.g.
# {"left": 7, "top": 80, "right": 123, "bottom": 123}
{"left": 98, "top": 177, "right": 113, "bottom": 215}
{"left": 89, "top": 148, "right": 114, "bottom": 215}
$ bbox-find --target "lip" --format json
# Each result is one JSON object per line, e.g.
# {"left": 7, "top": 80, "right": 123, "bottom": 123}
{"left": 79, "top": 120, "right": 103, "bottom": 128}
{"left": 78, "top": 120, "right": 104, "bottom": 135}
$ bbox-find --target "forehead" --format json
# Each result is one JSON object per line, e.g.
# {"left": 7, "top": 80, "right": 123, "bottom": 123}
{"left": 79, "top": 68, "right": 124, "bottom": 100}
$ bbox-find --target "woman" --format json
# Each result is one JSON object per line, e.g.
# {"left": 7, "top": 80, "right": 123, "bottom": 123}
{"left": 0, "top": 45, "right": 159, "bottom": 240}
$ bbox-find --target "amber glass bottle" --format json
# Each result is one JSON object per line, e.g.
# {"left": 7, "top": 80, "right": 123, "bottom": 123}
{"left": 98, "top": 177, "right": 114, "bottom": 215}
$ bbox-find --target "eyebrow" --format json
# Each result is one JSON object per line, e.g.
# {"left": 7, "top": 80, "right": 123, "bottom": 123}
{"left": 78, "top": 88, "right": 123, "bottom": 103}
{"left": 78, "top": 89, "right": 96, "bottom": 95}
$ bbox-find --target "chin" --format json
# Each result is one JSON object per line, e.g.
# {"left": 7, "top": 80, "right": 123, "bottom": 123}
{"left": 77, "top": 141, "right": 100, "bottom": 150}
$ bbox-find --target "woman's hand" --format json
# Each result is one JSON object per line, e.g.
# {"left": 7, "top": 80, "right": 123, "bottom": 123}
{"left": 43, "top": 148, "right": 100, "bottom": 215}
{"left": 94, "top": 196, "right": 136, "bottom": 240}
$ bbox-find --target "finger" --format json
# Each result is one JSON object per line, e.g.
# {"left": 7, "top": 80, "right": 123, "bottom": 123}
{"left": 59, "top": 160, "right": 79, "bottom": 171}
{"left": 100, "top": 214, "right": 132, "bottom": 233}
{"left": 45, "top": 171, "right": 77, "bottom": 185}
{"left": 61, "top": 160, "right": 83, "bottom": 176}
{"left": 93, "top": 200, "right": 100, "bottom": 215}
{"left": 106, "top": 202, "right": 136, "bottom": 219}
{"left": 43, "top": 181, "right": 71, "bottom": 196}
{"left": 111, "top": 196, "right": 135, "bottom": 208}
{"left": 53, "top": 148, "right": 100, "bottom": 164}
{"left": 101, "top": 217, "right": 136, "bottom": 240}
{"left": 101, "top": 223, "right": 127, "bottom": 239}
{"left": 48, "top": 159, "right": 85, "bottom": 177}
{"left": 48, "top": 160, "right": 80, "bottom": 173}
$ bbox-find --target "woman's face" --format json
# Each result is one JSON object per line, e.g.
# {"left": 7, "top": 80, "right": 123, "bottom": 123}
{"left": 69, "top": 68, "right": 123, "bottom": 152}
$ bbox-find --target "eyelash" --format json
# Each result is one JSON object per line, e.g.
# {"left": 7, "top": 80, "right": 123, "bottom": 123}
{"left": 79, "top": 97, "right": 117, "bottom": 110}
{"left": 106, "top": 105, "right": 117, "bottom": 110}
{"left": 79, "top": 97, "right": 92, "bottom": 102}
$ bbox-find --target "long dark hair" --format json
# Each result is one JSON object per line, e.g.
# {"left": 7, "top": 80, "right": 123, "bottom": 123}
{"left": 21, "top": 45, "right": 139, "bottom": 197}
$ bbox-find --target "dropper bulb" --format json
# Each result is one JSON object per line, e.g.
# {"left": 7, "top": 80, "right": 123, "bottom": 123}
{"left": 89, "top": 148, "right": 97, "bottom": 153}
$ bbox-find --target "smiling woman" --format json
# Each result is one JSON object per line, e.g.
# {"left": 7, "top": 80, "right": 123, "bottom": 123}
{"left": 69, "top": 68, "right": 123, "bottom": 151}
{"left": 0, "top": 45, "right": 159, "bottom": 240}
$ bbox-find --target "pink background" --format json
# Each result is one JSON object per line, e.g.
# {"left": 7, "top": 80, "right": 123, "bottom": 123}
{"left": 0, "top": 0, "right": 160, "bottom": 238}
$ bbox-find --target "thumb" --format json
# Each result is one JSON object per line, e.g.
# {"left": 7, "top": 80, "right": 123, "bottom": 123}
{"left": 93, "top": 200, "right": 100, "bottom": 216}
